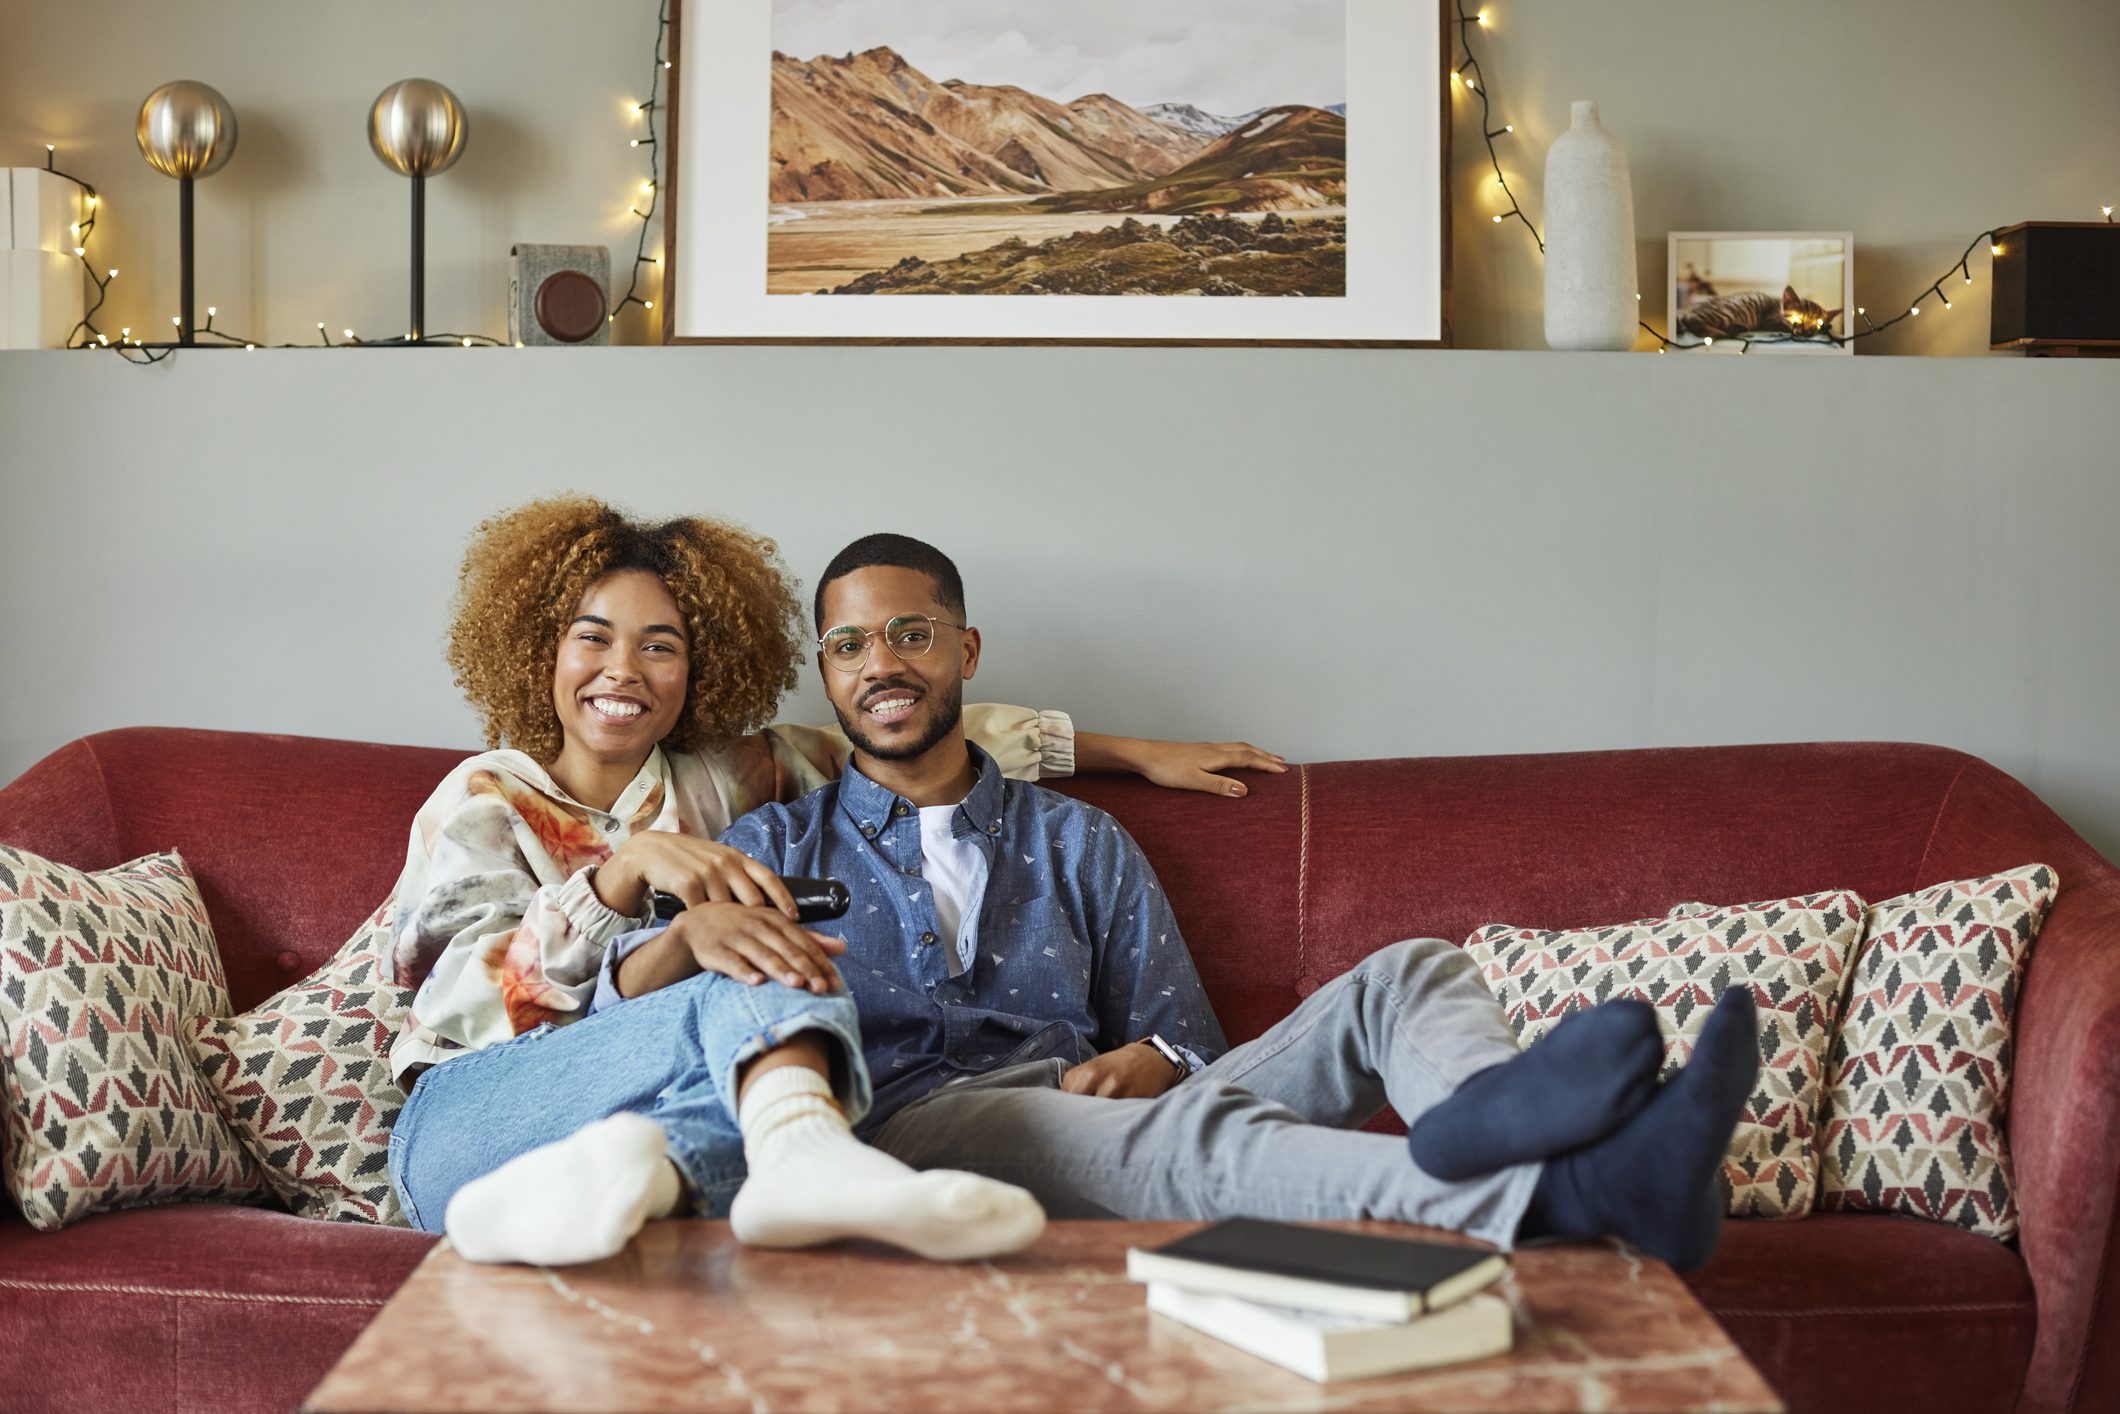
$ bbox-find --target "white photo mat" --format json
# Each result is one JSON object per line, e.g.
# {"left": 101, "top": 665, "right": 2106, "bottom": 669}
{"left": 665, "top": 0, "right": 1447, "bottom": 345}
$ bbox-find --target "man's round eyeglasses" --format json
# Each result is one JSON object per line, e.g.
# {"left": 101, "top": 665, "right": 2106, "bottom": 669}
{"left": 817, "top": 614, "right": 967, "bottom": 672}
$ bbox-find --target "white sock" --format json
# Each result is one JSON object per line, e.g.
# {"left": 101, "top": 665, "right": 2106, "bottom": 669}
{"left": 729, "top": 1065, "right": 1045, "bottom": 1261}
{"left": 444, "top": 1112, "right": 683, "bottom": 1266}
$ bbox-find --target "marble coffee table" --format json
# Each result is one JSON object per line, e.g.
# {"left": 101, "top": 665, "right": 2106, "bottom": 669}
{"left": 304, "top": 1220, "right": 1783, "bottom": 1413}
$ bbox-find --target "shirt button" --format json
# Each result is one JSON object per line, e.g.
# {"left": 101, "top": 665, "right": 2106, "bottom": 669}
{"left": 861, "top": 825, "right": 877, "bottom": 838}
{"left": 921, "top": 932, "right": 937, "bottom": 945}
{"left": 894, "top": 803, "right": 910, "bottom": 817}
{"left": 986, "top": 823, "right": 1000, "bottom": 835}
{"left": 908, "top": 865, "right": 922, "bottom": 877}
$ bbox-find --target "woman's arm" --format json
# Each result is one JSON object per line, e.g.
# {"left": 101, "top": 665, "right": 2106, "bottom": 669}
{"left": 1074, "top": 733, "right": 1287, "bottom": 797}
{"left": 766, "top": 708, "right": 1284, "bottom": 799}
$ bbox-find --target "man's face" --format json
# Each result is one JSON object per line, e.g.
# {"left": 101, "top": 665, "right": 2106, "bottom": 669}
{"left": 817, "top": 565, "right": 979, "bottom": 763}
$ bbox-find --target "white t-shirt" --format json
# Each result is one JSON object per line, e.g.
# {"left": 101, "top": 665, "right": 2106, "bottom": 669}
{"left": 919, "top": 804, "right": 989, "bottom": 977}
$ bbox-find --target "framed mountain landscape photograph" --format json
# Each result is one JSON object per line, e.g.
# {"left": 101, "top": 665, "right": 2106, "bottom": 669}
{"left": 662, "top": 0, "right": 1451, "bottom": 345}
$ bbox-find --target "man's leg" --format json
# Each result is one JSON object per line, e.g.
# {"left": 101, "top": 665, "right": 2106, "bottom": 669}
{"left": 872, "top": 1061, "right": 1540, "bottom": 1249}
{"left": 1199, "top": 938, "right": 1663, "bottom": 1178}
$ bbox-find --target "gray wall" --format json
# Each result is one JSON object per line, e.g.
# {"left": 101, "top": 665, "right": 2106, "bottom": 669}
{"left": 2, "top": 1, "right": 2117, "bottom": 862}
{"left": 5, "top": 0, "right": 2117, "bottom": 353}
{"left": 2, "top": 348, "right": 2117, "bottom": 862}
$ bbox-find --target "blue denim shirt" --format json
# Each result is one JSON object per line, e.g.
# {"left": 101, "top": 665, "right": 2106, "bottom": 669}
{"left": 598, "top": 745, "right": 1226, "bottom": 1135}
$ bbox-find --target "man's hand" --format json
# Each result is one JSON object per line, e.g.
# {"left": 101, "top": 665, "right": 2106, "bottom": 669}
{"left": 617, "top": 901, "right": 845, "bottom": 999}
{"left": 1061, "top": 1042, "right": 1186, "bottom": 1099}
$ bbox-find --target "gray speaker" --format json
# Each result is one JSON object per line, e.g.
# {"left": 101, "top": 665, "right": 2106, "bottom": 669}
{"left": 509, "top": 243, "right": 611, "bottom": 346}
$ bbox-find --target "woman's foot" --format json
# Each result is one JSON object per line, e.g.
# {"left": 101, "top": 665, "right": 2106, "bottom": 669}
{"left": 730, "top": 1065, "right": 1046, "bottom": 1260}
{"left": 1518, "top": 987, "right": 1759, "bottom": 1271}
{"left": 1408, "top": 998, "right": 1664, "bottom": 1180}
{"left": 445, "top": 1112, "right": 682, "bottom": 1266}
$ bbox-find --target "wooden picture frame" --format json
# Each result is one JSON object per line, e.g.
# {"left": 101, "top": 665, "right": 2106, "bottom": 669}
{"left": 662, "top": 0, "right": 1452, "bottom": 346}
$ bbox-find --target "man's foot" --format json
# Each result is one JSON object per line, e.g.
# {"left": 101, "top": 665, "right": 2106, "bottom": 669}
{"left": 1518, "top": 986, "right": 1760, "bottom": 1271}
{"left": 730, "top": 1064, "right": 1046, "bottom": 1261}
{"left": 1407, "top": 998, "right": 1663, "bottom": 1180}
{"left": 445, "top": 1112, "right": 683, "bottom": 1266}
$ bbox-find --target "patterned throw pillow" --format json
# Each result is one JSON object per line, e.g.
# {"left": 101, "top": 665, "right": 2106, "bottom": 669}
{"left": 1466, "top": 890, "right": 1865, "bottom": 1219}
{"left": 189, "top": 909, "right": 413, "bottom": 1225}
{"left": 0, "top": 847, "right": 268, "bottom": 1231}
{"left": 1817, "top": 864, "right": 2057, "bottom": 1240}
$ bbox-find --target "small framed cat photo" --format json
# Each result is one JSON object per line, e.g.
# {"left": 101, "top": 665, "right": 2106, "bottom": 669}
{"left": 1668, "top": 231, "right": 1854, "bottom": 354}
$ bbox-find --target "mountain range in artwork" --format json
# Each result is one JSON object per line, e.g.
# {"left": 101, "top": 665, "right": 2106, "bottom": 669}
{"left": 764, "top": 46, "right": 1347, "bottom": 297}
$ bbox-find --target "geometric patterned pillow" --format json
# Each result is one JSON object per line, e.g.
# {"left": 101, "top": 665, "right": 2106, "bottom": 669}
{"left": 189, "top": 907, "right": 413, "bottom": 1225}
{"left": 0, "top": 846, "right": 268, "bottom": 1231}
{"left": 1817, "top": 864, "right": 2057, "bottom": 1241}
{"left": 1466, "top": 888, "right": 1866, "bottom": 1220}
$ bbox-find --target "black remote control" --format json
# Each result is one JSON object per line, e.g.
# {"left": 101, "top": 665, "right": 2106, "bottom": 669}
{"left": 651, "top": 877, "right": 851, "bottom": 924}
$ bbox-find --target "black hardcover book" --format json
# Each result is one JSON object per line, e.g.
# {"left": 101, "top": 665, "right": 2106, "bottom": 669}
{"left": 1127, "top": 1218, "right": 1508, "bottom": 1322}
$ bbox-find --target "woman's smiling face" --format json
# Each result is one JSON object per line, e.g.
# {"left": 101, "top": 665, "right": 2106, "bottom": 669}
{"left": 548, "top": 569, "right": 691, "bottom": 779}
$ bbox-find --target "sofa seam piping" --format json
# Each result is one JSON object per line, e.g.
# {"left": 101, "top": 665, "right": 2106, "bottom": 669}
{"left": 1910, "top": 757, "right": 1972, "bottom": 887}
{"left": 2058, "top": 1058, "right": 2120, "bottom": 1414}
{"left": 0, "top": 1276, "right": 387, "bottom": 1308}
{"left": 1708, "top": 1300, "right": 2031, "bottom": 1319}
{"left": 1296, "top": 764, "right": 1310, "bottom": 985}
{"left": 82, "top": 733, "right": 123, "bottom": 863}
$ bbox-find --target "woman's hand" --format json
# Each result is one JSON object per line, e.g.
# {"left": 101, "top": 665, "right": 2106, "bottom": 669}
{"left": 1062, "top": 1042, "right": 1187, "bottom": 1099}
{"left": 1075, "top": 733, "right": 1288, "bottom": 798}
{"left": 594, "top": 833, "right": 798, "bottom": 920}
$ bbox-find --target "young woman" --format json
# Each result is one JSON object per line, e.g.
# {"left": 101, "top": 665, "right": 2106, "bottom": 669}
{"left": 382, "top": 496, "right": 1281, "bottom": 1266}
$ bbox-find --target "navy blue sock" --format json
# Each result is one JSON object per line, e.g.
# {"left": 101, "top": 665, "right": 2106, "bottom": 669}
{"left": 1406, "top": 998, "right": 1662, "bottom": 1181}
{"left": 1518, "top": 986, "right": 1760, "bottom": 1273}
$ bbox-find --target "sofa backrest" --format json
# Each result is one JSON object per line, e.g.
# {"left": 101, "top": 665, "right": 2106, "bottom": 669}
{"left": 1060, "top": 741, "right": 1991, "bottom": 1044}
{"left": 0, "top": 729, "right": 465, "bottom": 1011}
{"left": 0, "top": 728, "right": 2053, "bottom": 1040}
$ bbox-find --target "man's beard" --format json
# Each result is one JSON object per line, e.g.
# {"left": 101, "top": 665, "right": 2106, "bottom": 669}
{"left": 833, "top": 676, "right": 965, "bottom": 761}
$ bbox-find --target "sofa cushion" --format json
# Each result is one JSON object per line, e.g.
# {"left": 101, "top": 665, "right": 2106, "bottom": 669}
{"left": 1818, "top": 863, "right": 2057, "bottom": 1240}
{"left": 0, "top": 1203, "right": 435, "bottom": 1414}
{"left": 189, "top": 910, "right": 413, "bottom": 1225}
{"left": 0, "top": 846, "right": 267, "bottom": 1230}
{"left": 1684, "top": 1213, "right": 2036, "bottom": 1414}
{"left": 1465, "top": 890, "right": 1864, "bottom": 1219}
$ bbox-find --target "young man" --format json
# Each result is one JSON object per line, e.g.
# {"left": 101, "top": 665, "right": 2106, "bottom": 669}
{"left": 610, "top": 533, "right": 1760, "bottom": 1268}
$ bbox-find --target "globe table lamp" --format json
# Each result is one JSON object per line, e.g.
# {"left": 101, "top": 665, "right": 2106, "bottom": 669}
{"left": 369, "top": 78, "right": 467, "bottom": 343}
{"left": 135, "top": 81, "right": 237, "bottom": 346}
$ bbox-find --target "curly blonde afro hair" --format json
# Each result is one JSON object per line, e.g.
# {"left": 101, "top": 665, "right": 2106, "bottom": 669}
{"left": 447, "top": 495, "right": 804, "bottom": 763}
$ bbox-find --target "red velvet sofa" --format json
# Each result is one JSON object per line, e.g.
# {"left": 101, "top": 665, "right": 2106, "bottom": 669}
{"left": 2, "top": 728, "right": 2116, "bottom": 1414}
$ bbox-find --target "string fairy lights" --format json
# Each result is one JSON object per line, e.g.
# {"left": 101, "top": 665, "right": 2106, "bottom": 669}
{"left": 1451, "top": 2, "right": 2079, "bottom": 354}
{"left": 1453, "top": 2, "right": 1540, "bottom": 252}
{"left": 609, "top": 0, "right": 670, "bottom": 328}
{"left": 41, "top": 140, "right": 509, "bottom": 357}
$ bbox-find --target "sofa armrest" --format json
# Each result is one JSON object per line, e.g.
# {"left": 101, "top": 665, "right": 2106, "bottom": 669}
{"left": 1914, "top": 758, "right": 2120, "bottom": 1414}
{"left": 2009, "top": 872, "right": 2120, "bottom": 1414}
{"left": 0, "top": 736, "right": 124, "bottom": 870}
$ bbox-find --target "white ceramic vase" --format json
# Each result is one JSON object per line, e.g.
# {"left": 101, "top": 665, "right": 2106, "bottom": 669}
{"left": 1542, "top": 100, "right": 1638, "bottom": 352}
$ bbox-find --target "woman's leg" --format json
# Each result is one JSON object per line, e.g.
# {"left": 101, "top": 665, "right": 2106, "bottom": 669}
{"left": 394, "top": 971, "right": 1042, "bottom": 1264}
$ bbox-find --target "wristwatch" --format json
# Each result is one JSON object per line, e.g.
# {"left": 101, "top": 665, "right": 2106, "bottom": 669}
{"left": 1142, "top": 1033, "right": 1188, "bottom": 1077}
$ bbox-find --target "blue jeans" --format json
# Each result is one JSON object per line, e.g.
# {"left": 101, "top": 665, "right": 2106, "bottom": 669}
{"left": 387, "top": 972, "right": 870, "bottom": 1232}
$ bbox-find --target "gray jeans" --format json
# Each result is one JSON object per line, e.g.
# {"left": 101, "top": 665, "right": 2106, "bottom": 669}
{"left": 872, "top": 938, "right": 1541, "bottom": 1248}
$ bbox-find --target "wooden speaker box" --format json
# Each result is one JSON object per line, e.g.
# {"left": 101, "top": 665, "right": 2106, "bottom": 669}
{"left": 1989, "top": 221, "right": 2120, "bottom": 355}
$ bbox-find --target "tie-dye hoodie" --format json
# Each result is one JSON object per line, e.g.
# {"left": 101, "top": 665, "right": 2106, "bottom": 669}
{"left": 384, "top": 706, "right": 1071, "bottom": 1081}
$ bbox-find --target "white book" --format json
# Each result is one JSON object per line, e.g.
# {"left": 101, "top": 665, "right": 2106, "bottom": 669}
{"left": 1147, "top": 1283, "right": 1514, "bottom": 1384}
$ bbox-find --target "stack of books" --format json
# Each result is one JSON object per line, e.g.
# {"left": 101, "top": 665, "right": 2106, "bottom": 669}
{"left": 1127, "top": 1218, "right": 1514, "bottom": 1384}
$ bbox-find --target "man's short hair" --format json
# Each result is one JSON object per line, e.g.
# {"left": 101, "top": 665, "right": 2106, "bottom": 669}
{"left": 814, "top": 533, "right": 966, "bottom": 630}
